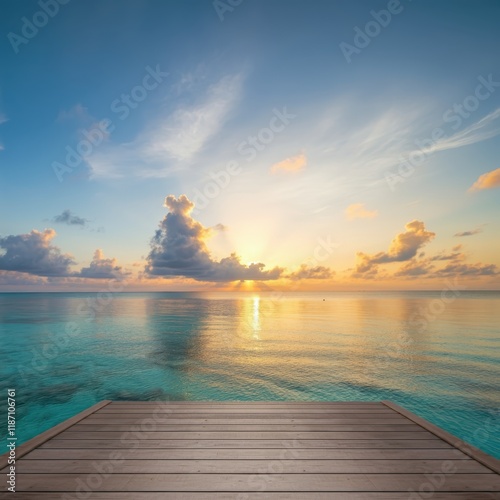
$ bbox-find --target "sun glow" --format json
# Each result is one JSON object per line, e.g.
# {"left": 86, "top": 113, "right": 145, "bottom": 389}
{"left": 252, "top": 296, "right": 260, "bottom": 339}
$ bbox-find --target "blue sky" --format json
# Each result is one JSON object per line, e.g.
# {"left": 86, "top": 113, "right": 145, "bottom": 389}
{"left": 1, "top": 0, "right": 499, "bottom": 290}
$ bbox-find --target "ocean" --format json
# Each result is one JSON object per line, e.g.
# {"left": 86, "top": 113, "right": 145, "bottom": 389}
{"left": 1, "top": 290, "right": 499, "bottom": 458}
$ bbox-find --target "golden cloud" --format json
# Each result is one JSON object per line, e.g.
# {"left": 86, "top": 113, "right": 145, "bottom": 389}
{"left": 345, "top": 203, "right": 378, "bottom": 220}
{"left": 469, "top": 167, "right": 500, "bottom": 191}
{"left": 354, "top": 220, "right": 435, "bottom": 276}
{"left": 270, "top": 153, "right": 307, "bottom": 174}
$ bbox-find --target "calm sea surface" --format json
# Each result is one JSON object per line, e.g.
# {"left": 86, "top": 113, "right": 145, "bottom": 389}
{"left": 1, "top": 291, "right": 499, "bottom": 458}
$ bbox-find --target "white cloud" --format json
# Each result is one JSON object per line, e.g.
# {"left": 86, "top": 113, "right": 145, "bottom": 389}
{"left": 0, "top": 109, "right": 7, "bottom": 151}
{"left": 309, "top": 102, "right": 500, "bottom": 193}
{"left": 87, "top": 73, "right": 244, "bottom": 179}
{"left": 428, "top": 108, "right": 500, "bottom": 154}
{"left": 147, "top": 73, "right": 243, "bottom": 161}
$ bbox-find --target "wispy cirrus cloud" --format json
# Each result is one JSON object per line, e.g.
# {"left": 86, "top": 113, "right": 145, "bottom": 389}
{"left": 427, "top": 108, "right": 500, "bottom": 154}
{"left": 0, "top": 109, "right": 7, "bottom": 150}
{"left": 314, "top": 104, "right": 500, "bottom": 194}
{"left": 87, "top": 72, "right": 244, "bottom": 179}
{"left": 316, "top": 103, "right": 424, "bottom": 177}
{"left": 148, "top": 73, "right": 243, "bottom": 162}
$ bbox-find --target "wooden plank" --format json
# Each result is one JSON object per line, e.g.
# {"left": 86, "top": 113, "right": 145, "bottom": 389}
{"left": 77, "top": 417, "right": 410, "bottom": 425}
{"left": 22, "top": 447, "right": 472, "bottom": 460}
{"left": 99, "top": 403, "right": 390, "bottom": 407}
{"left": 69, "top": 423, "right": 424, "bottom": 432}
{"left": 0, "top": 400, "right": 112, "bottom": 469}
{"left": 85, "top": 412, "right": 409, "bottom": 424}
{"left": 98, "top": 400, "right": 385, "bottom": 408}
{"left": 40, "top": 438, "right": 452, "bottom": 449}
{"left": 96, "top": 408, "right": 395, "bottom": 414}
{"left": 6, "top": 400, "right": 499, "bottom": 498}
{"left": 12, "top": 473, "right": 500, "bottom": 492}
{"left": 105, "top": 403, "right": 386, "bottom": 407}
{"left": 9, "top": 493, "right": 499, "bottom": 500}
{"left": 382, "top": 400, "right": 500, "bottom": 474}
{"left": 53, "top": 430, "right": 436, "bottom": 441}
{"left": 4, "top": 458, "right": 491, "bottom": 474}
{"left": 87, "top": 412, "right": 399, "bottom": 419}
{"left": 105, "top": 401, "right": 386, "bottom": 410}
{"left": 108, "top": 401, "right": 383, "bottom": 404}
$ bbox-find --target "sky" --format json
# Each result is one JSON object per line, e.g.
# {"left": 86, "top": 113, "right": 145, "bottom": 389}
{"left": 0, "top": 0, "right": 499, "bottom": 291}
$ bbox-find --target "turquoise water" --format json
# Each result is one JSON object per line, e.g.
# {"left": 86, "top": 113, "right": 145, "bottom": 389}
{"left": 1, "top": 291, "right": 499, "bottom": 458}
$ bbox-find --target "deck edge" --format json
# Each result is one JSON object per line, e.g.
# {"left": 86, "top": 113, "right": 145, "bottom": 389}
{"left": 381, "top": 400, "right": 500, "bottom": 474}
{"left": 0, "top": 400, "right": 112, "bottom": 469}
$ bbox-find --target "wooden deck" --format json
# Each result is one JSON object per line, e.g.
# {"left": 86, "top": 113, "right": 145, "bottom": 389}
{"left": 1, "top": 401, "right": 499, "bottom": 499}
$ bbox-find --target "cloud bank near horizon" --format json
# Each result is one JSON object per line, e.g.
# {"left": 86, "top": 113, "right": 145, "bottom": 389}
{"left": 0, "top": 229, "right": 125, "bottom": 280}
{"left": 0, "top": 196, "right": 497, "bottom": 287}
{"left": 352, "top": 221, "right": 498, "bottom": 280}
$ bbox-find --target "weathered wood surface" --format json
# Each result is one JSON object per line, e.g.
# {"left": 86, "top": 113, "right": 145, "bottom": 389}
{"left": 1, "top": 401, "right": 499, "bottom": 498}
